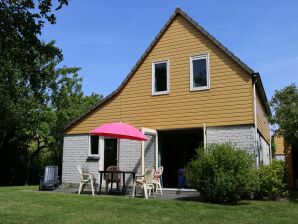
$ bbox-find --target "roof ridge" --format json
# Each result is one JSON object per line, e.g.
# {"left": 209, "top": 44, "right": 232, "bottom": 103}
{"left": 175, "top": 7, "right": 254, "bottom": 74}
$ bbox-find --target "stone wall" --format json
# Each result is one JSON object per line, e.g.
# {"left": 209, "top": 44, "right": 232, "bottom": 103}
{"left": 62, "top": 135, "right": 100, "bottom": 185}
{"left": 144, "top": 134, "right": 156, "bottom": 169}
{"left": 62, "top": 125, "right": 260, "bottom": 186}
{"left": 260, "top": 134, "right": 270, "bottom": 165}
{"left": 118, "top": 139, "right": 142, "bottom": 186}
{"left": 206, "top": 125, "right": 256, "bottom": 155}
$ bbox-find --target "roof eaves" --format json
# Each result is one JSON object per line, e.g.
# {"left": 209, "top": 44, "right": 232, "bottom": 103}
{"left": 253, "top": 73, "right": 272, "bottom": 116}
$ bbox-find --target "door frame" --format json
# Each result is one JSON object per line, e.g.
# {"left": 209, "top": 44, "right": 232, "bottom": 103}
{"left": 99, "top": 136, "right": 119, "bottom": 172}
{"left": 141, "top": 127, "right": 158, "bottom": 175}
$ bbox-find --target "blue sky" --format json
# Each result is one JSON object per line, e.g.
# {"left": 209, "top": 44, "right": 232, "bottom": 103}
{"left": 42, "top": 0, "right": 297, "bottom": 99}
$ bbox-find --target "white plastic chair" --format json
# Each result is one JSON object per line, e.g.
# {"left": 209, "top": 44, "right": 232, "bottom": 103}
{"left": 153, "top": 166, "right": 164, "bottom": 196}
{"left": 132, "top": 168, "right": 155, "bottom": 199}
{"left": 77, "top": 165, "right": 96, "bottom": 196}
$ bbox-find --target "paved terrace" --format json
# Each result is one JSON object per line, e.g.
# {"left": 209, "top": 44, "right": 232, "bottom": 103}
{"left": 51, "top": 187, "right": 201, "bottom": 201}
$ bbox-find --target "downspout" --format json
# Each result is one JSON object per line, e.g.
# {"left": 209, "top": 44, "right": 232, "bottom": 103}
{"left": 253, "top": 75, "right": 259, "bottom": 167}
{"left": 269, "top": 126, "right": 272, "bottom": 162}
{"left": 203, "top": 123, "right": 207, "bottom": 148}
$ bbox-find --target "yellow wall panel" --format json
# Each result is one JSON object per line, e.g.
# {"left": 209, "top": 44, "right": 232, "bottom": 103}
{"left": 65, "top": 15, "right": 255, "bottom": 134}
{"left": 256, "top": 92, "right": 270, "bottom": 142}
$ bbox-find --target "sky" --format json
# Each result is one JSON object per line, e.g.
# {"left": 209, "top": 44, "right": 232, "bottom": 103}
{"left": 41, "top": 0, "right": 298, "bottom": 99}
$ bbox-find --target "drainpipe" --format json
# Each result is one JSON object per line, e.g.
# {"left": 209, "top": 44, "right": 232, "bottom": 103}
{"left": 203, "top": 123, "right": 207, "bottom": 148}
{"left": 253, "top": 74, "right": 260, "bottom": 167}
{"left": 269, "top": 126, "right": 272, "bottom": 163}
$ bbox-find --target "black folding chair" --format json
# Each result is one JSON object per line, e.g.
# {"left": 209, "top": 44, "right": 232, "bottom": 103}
{"left": 39, "top": 166, "right": 60, "bottom": 191}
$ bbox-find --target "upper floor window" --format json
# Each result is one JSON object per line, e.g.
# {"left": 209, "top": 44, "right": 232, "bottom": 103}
{"left": 190, "top": 54, "right": 210, "bottom": 91}
{"left": 152, "top": 60, "right": 169, "bottom": 95}
{"left": 89, "top": 135, "right": 99, "bottom": 156}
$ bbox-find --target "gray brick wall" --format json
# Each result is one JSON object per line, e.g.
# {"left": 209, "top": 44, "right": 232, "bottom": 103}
{"left": 62, "top": 135, "right": 100, "bottom": 184}
{"left": 206, "top": 125, "right": 256, "bottom": 155}
{"left": 144, "top": 134, "right": 156, "bottom": 169}
{"left": 118, "top": 139, "right": 142, "bottom": 186}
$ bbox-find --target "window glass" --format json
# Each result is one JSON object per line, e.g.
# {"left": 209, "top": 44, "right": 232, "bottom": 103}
{"left": 90, "top": 135, "right": 99, "bottom": 155}
{"left": 192, "top": 58, "right": 207, "bottom": 88}
{"left": 154, "top": 62, "right": 168, "bottom": 92}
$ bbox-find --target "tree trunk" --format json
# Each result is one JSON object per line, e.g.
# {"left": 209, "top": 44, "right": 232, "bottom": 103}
{"left": 25, "top": 138, "right": 43, "bottom": 185}
{"left": 25, "top": 156, "right": 31, "bottom": 185}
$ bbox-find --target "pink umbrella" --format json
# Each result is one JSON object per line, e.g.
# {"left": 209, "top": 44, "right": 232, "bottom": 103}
{"left": 90, "top": 122, "right": 147, "bottom": 141}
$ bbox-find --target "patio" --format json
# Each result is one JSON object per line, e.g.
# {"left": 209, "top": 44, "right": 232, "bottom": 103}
{"left": 53, "top": 186, "right": 201, "bottom": 201}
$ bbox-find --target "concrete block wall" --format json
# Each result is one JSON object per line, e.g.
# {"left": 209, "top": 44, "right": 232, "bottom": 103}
{"left": 62, "top": 135, "right": 100, "bottom": 184}
{"left": 144, "top": 134, "right": 156, "bottom": 169}
{"left": 260, "top": 135, "right": 270, "bottom": 165}
{"left": 118, "top": 139, "right": 142, "bottom": 186}
{"left": 206, "top": 125, "right": 256, "bottom": 155}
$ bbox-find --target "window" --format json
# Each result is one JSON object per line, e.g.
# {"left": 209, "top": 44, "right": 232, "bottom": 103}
{"left": 190, "top": 54, "right": 210, "bottom": 91}
{"left": 152, "top": 60, "right": 169, "bottom": 95}
{"left": 89, "top": 135, "right": 99, "bottom": 156}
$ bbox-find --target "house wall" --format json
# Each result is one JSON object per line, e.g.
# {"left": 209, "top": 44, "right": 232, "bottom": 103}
{"left": 118, "top": 139, "right": 142, "bottom": 186}
{"left": 144, "top": 134, "right": 157, "bottom": 169}
{"left": 256, "top": 91, "right": 270, "bottom": 142}
{"left": 65, "top": 14, "right": 254, "bottom": 134}
{"left": 260, "top": 135, "right": 270, "bottom": 165}
{"left": 62, "top": 135, "right": 142, "bottom": 186}
{"left": 62, "top": 135, "right": 99, "bottom": 185}
{"left": 273, "top": 135, "right": 294, "bottom": 188}
{"left": 274, "top": 135, "right": 285, "bottom": 155}
{"left": 206, "top": 125, "right": 256, "bottom": 155}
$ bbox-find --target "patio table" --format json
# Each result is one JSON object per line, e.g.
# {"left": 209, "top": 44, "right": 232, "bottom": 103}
{"left": 98, "top": 170, "right": 136, "bottom": 196}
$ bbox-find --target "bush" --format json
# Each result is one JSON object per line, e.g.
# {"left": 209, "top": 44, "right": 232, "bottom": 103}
{"left": 185, "top": 143, "right": 258, "bottom": 204}
{"left": 257, "top": 160, "right": 288, "bottom": 200}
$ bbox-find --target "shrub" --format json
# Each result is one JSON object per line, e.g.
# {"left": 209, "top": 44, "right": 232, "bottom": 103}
{"left": 185, "top": 143, "right": 258, "bottom": 204}
{"left": 257, "top": 160, "right": 288, "bottom": 200}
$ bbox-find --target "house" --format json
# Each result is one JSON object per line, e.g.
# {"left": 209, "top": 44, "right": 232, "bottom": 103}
{"left": 273, "top": 135, "right": 296, "bottom": 189}
{"left": 62, "top": 8, "right": 271, "bottom": 188}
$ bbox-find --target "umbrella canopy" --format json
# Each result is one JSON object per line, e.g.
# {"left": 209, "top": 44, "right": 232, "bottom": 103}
{"left": 90, "top": 122, "right": 147, "bottom": 141}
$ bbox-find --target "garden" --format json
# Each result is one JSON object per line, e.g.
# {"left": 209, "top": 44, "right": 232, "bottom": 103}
{"left": 0, "top": 185, "right": 298, "bottom": 224}
{"left": 186, "top": 143, "right": 288, "bottom": 204}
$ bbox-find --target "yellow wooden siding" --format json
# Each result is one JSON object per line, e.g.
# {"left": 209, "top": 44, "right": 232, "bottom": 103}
{"left": 273, "top": 136, "right": 294, "bottom": 188}
{"left": 274, "top": 135, "right": 285, "bottom": 155}
{"left": 256, "top": 91, "right": 270, "bottom": 142}
{"left": 65, "top": 15, "right": 254, "bottom": 134}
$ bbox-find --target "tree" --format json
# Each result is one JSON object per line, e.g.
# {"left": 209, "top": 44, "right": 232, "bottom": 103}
{"left": 0, "top": 0, "right": 103, "bottom": 185}
{"left": 24, "top": 59, "right": 102, "bottom": 184}
{"left": 270, "top": 84, "right": 298, "bottom": 146}
{"left": 0, "top": 0, "right": 69, "bottom": 184}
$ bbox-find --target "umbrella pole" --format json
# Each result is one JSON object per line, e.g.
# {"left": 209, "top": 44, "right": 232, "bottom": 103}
{"left": 141, "top": 140, "right": 145, "bottom": 175}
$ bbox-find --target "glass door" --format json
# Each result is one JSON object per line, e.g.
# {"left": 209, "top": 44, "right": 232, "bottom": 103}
{"left": 104, "top": 138, "right": 118, "bottom": 170}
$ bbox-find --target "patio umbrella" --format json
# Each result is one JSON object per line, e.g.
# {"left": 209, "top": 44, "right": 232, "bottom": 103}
{"left": 90, "top": 122, "right": 147, "bottom": 141}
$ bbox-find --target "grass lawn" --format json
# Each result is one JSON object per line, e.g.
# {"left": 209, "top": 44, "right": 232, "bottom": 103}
{"left": 0, "top": 186, "right": 298, "bottom": 224}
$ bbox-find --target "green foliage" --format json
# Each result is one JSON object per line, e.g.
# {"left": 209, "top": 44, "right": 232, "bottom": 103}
{"left": 270, "top": 84, "right": 298, "bottom": 146}
{"left": 256, "top": 160, "right": 288, "bottom": 200}
{"left": 185, "top": 143, "right": 258, "bottom": 204}
{"left": 0, "top": 0, "right": 103, "bottom": 185}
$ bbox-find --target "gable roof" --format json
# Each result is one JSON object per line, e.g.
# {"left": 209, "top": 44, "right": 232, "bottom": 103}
{"left": 64, "top": 8, "right": 271, "bottom": 132}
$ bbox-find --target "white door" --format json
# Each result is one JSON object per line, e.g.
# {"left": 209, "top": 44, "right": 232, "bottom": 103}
{"left": 141, "top": 128, "right": 158, "bottom": 175}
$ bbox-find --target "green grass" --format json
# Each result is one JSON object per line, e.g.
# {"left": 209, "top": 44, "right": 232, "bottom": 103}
{"left": 0, "top": 186, "right": 298, "bottom": 224}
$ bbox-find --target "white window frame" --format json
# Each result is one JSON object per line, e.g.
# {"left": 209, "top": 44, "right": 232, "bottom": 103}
{"left": 190, "top": 53, "right": 210, "bottom": 91}
{"left": 152, "top": 60, "right": 170, "bottom": 95}
{"left": 88, "top": 135, "right": 100, "bottom": 157}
